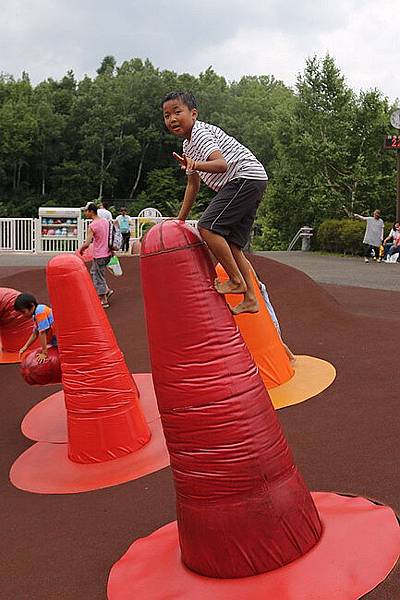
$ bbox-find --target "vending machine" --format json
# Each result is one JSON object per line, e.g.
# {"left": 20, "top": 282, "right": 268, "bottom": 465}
{"left": 38, "top": 207, "right": 82, "bottom": 253}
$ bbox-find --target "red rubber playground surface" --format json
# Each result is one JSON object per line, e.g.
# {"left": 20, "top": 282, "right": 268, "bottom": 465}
{"left": 1, "top": 255, "right": 399, "bottom": 599}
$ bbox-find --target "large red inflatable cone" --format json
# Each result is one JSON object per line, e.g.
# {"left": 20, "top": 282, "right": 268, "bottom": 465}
{"left": 0, "top": 287, "right": 36, "bottom": 363}
{"left": 46, "top": 254, "right": 150, "bottom": 463}
{"left": 140, "top": 221, "right": 322, "bottom": 578}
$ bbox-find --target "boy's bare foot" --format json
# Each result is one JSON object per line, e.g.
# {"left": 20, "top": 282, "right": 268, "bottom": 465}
{"left": 229, "top": 299, "right": 259, "bottom": 315}
{"left": 214, "top": 278, "right": 246, "bottom": 295}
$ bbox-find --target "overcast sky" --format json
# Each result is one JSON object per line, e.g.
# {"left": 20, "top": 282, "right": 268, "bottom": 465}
{"left": 1, "top": 0, "right": 398, "bottom": 101}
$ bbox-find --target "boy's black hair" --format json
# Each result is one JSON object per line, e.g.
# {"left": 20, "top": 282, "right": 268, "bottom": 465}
{"left": 101, "top": 200, "right": 109, "bottom": 209}
{"left": 162, "top": 91, "right": 197, "bottom": 110}
{"left": 14, "top": 292, "right": 38, "bottom": 312}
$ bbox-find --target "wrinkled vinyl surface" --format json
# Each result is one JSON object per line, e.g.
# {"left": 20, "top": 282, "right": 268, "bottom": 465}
{"left": 47, "top": 254, "right": 150, "bottom": 464}
{"left": 215, "top": 263, "right": 293, "bottom": 389}
{"left": 0, "top": 287, "right": 33, "bottom": 352}
{"left": 140, "top": 221, "right": 322, "bottom": 578}
{"left": 20, "top": 346, "right": 62, "bottom": 385}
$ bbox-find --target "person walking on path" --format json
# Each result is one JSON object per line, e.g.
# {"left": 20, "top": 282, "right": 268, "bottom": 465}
{"left": 353, "top": 209, "right": 384, "bottom": 263}
{"left": 79, "top": 202, "right": 113, "bottom": 308}
{"left": 116, "top": 208, "right": 132, "bottom": 252}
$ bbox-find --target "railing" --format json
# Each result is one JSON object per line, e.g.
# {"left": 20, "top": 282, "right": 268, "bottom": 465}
{"left": 0, "top": 215, "right": 198, "bottom": 254}
{"left": 0, "top": 218, "right": 36, "bottom": 252}
{"left": 287, "top": 227, "right": 313, "bottom": 251}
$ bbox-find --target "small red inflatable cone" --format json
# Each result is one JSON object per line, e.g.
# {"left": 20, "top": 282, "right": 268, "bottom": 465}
{"left": 47, "top": 254, "right": 150, "bottom": 463}
{"left": 10, "top": 255, "right": 170, "bottom": 494}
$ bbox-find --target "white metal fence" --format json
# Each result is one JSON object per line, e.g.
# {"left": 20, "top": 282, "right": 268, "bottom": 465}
{"left": 0, "top": 218, "right": 36, "bottom": 252}
{"left": 0, "top": 215, "right": 198, "bottom": 254}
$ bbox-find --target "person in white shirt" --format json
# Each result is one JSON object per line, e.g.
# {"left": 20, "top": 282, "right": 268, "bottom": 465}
{"left": 97, "top": 200, "right": 113, "bottom": 221}
{"left": 353, "top": 209, "right": 384, "bottom": 263}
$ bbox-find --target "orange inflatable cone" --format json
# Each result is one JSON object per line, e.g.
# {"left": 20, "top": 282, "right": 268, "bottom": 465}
{"left": 0, "top": 287, "right": 36, "bottom": 364}
{"left": 215, "top": 264, "right": 336, "bottom": 409}
{"left": 215, "top": 263, "right": 293, "bottom": 389}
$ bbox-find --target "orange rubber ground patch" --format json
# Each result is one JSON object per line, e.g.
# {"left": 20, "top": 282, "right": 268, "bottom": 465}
{"left": 269, "top": 355, "right": 336, "bottom": 409}
{"left": 107, "top": 492, "right": 400, "bottom": 600}
{"left": 21, "top": 373, "right": 159, "bottom": 443}
{"left": 0, "top": 349, "right": 21, "bottom": 364}
{"left": 10, "top": 416, "right": 169, "bottom": 494}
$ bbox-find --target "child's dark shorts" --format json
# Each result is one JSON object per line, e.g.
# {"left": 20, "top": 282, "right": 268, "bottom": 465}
{"left": 198, "top": 178, "right": 267, "bottom": 249}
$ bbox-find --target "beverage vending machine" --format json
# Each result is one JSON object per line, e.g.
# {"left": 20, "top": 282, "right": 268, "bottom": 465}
{"left": 38, "top": 207, "right": 82, "bottom": 253}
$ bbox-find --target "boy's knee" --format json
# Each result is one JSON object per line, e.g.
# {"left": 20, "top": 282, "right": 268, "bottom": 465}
{"left": 198, "top": 226, "right": 208, "bottom": 239}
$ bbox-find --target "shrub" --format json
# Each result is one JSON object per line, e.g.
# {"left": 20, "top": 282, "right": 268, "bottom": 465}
{"left": 316, "top": 218, "right": 389, "bottom": 255}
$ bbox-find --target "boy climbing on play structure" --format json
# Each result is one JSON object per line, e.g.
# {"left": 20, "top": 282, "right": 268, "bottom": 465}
{"left": 162, "top": 91, "right": 268, "bottom": 315}
{"left": 14, "top": 293, "right": 57, "bottom": 363}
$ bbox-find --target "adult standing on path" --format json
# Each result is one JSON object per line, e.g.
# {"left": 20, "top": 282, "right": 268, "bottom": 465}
{"left": 79, "top": 202, "right": 113, "bottom": 308}
{"left": 97, "top": 200, "right": 113, "bottom": 221}
{"left": 353, "top": 210, "right": 384, "bottom": 263}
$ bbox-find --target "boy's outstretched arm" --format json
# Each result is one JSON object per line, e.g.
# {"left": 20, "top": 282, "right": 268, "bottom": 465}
{"left": 177, "top": 172, "right": 201, "bottom": 221}
{"left": 173, "top": 150, "right": 227, "bottom": 174}
{"left": 19, "top": 330, "right": 38, "bottom": 356}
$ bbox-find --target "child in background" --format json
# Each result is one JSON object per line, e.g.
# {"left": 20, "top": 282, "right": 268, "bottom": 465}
{"left": 249, "top": 263, "right": 296, "bottom": 365}
{"left": 116, "top": 207, "right": 132, "bottom": 252}
{"left": 14, "top": 293, "right": 57, "bottom": 363}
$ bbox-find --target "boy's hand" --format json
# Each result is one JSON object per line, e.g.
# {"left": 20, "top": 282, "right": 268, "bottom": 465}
{"left": 19, "top": 345, "right": 27, "bottom": 357}
{"left": 36, "top": 351, "right": 48, "bottom": 364}
{"left": 172, "top": 152, "right": 197, "bottom": 173}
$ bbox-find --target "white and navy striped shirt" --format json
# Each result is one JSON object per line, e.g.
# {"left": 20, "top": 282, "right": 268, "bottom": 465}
{"left": 183, "top": 120, "right": 268, "bottom": 192}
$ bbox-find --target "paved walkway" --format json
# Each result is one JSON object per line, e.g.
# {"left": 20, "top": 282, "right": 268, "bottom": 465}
{"left": 1, "top": 250, "right": 399, "bottom": 292}
{"left": 257, "top": 251, "right": 400, "bottom": 292}
{"left": 0, "top": 253, "right": 56, "bottom": 267}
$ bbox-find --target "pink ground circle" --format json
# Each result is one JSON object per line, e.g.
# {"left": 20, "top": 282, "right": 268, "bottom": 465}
{"left": 10, "top": 416, "right": 169, "bottom": 494}
{"left": 107, "top": 492, "right": 400, "bottom": 600}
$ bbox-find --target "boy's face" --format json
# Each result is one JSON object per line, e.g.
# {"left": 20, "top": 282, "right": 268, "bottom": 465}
{"left": 163, "top": 99, "right": 197, "bottom": 139}
{"left": 20, "top": 306, "right": 35, "bottom": 318}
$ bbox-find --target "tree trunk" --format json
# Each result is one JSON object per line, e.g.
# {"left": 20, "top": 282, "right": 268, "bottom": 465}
{"left": 42, "top": 162, "right": 46, "bottom": 196}
{"left": 16, "top": 161, "right": 23, "bottom": 191}
{"left": 13, "top": 162, "right": 17, "bottom": 190}
{"left": 129, "top": 143, "right": 149, "bottom": 199}
{"left": 99, "top": 143, "right": 105, "bottom": 199}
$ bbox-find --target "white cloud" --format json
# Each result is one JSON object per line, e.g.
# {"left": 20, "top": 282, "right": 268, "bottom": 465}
{"left": 0, "top": 0, "right": 399, "bottom": 101}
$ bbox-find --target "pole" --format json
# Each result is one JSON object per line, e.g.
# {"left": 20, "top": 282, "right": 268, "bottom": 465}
{"left": 397, "top": 148, "right": 400, "bottom": 221}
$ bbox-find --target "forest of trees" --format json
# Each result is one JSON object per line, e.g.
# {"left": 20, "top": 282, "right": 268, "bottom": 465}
{"left": 0, "top": 54, "right": 398, "bottom": 248}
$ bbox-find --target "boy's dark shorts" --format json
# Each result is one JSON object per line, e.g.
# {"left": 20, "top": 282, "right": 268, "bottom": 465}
{"left": 198, "top": 178, "right": 267, "bottom": 249}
